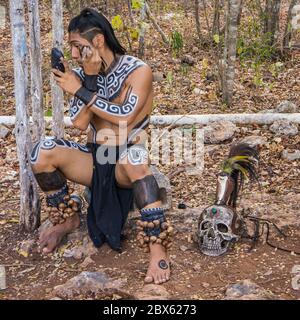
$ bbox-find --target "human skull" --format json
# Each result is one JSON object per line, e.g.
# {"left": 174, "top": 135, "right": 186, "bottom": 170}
{"left": 197, "top": 205, "right": 240, "bottom": 256}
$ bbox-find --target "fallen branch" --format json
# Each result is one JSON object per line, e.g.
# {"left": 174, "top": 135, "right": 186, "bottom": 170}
{"left": 1, "top": 113, "right": 300, "bottom": 127}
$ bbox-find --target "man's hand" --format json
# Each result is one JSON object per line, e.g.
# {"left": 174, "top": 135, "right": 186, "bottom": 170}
{"left": 52, "top": 59, "right": 82, "bottom": 95}
{"left": 81, "top": 45, "right": 102, "bottom": 75}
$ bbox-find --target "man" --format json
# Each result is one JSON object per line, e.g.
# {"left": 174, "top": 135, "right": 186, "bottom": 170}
{"left": 30, "top": 8, "right": 171, "bottom": 284}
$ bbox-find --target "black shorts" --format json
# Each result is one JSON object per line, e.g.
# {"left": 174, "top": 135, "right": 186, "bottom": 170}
{"left": 86, "top": 143, "right": 134, "bottom": 252}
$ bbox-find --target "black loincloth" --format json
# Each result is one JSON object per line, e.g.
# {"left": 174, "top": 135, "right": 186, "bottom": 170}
{"left": 86, "top": 142, "right": 134, "bottom": 252}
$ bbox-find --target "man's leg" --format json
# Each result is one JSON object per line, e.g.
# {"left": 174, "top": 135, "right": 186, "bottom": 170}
{"left": 115, "top": 145, "right": 171, "bottom": 284}
{"left": 30, "top": 139, "right": 93, "bottom": 253}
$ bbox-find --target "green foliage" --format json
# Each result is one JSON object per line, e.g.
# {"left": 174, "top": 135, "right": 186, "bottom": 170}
{"left": 237, "top": 17, "right": 276, "bottom": 64}
{"left": 170, "top": 30, "right": 183, "bottom": 56}
{"left": 237, "top": 17, "right": 281, "bottom": 88}
{"left": 111, "top": 15, "right": 124, "bottom": 31}
{"left": 131, "top": 0, "right": 142, "bottom": 10}
{"left": 44, "top": 109, "right": 52, "bottom": 117}
{"left": 180, "top": 64, "right": 190, "bottom": 76}
{"left": 213, "top": 34, "right": 220, "bottom": 44}
{"left": 269, "top": 62, "right": 284, "bottom": 77}
{"left": 128, "top": 27, "right": 139, "bottom": 40}
{"left": 166, "top": 71, "right": 173, "bottom": 87}
{"left": 201, "top": 58, "right": 209, "bottom": 79}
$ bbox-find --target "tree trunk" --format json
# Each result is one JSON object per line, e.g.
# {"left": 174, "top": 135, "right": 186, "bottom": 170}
{"left": 9, "top": 0, "right": 41, "bottom": 232}
{"left": 237, "top": 0, "right": 243, "bottom": 26}
{"left": 264, "top": 0, "right": 281, "bottom": 46}
{"left": 283, "top": 0, "right": 298, "bottom": 49}
{"left": 145, "top": 1, "right": 169, "bottom": 46}
{"left": 202, "top": 0, "right": 211, "bottom": 37}
{"left": 195, "top": 0, "right": 202, "bottom": 43}
{"left": 221, "top": 0, "right": 241, "bottom": 106}
{"left": 212, "top": 0, "right": 221, "bottom": 37}
{"left": 127, "top": 0, "right": 134, "bottom": 24}
{"left": 138, "top": 0, "right": 147, "bottom": 59}
{"left": 27, "top": 0, "right": 44, "bottom": 143}
{"left": 51, "top": 0, "right": 65, "bottom": 138}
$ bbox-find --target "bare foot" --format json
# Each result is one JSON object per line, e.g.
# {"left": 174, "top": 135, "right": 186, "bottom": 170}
{"left": 144, "top": 243, "right": 170, "bottom": 284}
{"left": 39, "top": 214, "right": 80, "bottom": 254}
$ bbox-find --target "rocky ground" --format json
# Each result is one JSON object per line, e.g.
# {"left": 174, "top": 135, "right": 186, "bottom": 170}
{"left": 1, "top": 114, "right": 300, "bottom": 300}
{"left": 1, "top": 1, "right": 300, "bottom": 300}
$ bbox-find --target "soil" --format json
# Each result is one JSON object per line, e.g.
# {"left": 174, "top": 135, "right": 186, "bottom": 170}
{"left": 1, "top": 1, "right": 300, "bottom": 300}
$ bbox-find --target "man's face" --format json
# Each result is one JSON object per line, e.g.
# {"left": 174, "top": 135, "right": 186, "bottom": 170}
{"left": 68, "top": 32, "right": 92, "bottom": 65}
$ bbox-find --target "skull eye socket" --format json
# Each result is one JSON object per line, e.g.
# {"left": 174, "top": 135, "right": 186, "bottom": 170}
{"left": 201, "top": 221, "right": 210, "bottom": 230}
{"left": 217, "top": 223, "right": 228, "bottom": 233}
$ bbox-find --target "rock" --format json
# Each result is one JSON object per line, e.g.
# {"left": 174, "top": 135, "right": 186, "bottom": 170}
{"left": 269, "top": 120, "right": 298, "bottom": 136}
{"left": 182, "top": 79, "right": 191, "bottom": 87}
{"left": 80, "top": 256, "right": 95, "bottom": 268}
{"left": 224, "top": 279, "right": 277, "bottom": 300}
{"left": 193, "top": 88, "right": 201, "bottom": 95}
{"left": 193, "top": 88, "right": 207, "bottom": 96}
{"left": 63, "top": 247, "right": 84, "bottom": 260}
{"left": 205, "top": 145, "right": 219, "bottom": 156}
{"left": 275, "top": 101, "right": 298, "bottom": 113}
{"left": 282, "top": 150, "right": 300, "bottom": 161}
{"left": 63, "top": 240, "right": 98, "bottom": 260}
{"left": 181, "top": 54, "right": 196, "bottom": 66}
{"left": 180, "top": 245, "right": 188, "bottom": 252}
{"left": 150, "top": 165, "right": 172, "bottom": 210}
{"left": 134, "top": 284, "right": 171, "bottom": 300}
{"left": 153, "top": 72, "right": 165, "bottom": 82}
{"left": 205, "top": 72, "right": 218, "bottom": 83}
{"left": 84, "top": 241, "right": 98, "bottom": 256}
{"left": 202, "top": 282, "right": 210, "bottom": 288}
{"left": 18, "top": 239, "right": 36, "bottom": 257}
{"left": 52, "top": 271, "right": 128, "bottom": 299}
{"left": 192, "top": 46, "right": 199, "bottom": 54}
{"left": 240, "top": 135, "right": 267, "bottom": 147}
{"left": 172, "top": 58, "right": 181, "bottom": 65}
{"left": 72, "top": 248, "right": 84, "bottom": 260}
{"left": 0, "top": 125, "right": 10, "bottom": 139}
{"left": 204, "top": 121, "right": 237, "bottom": 144}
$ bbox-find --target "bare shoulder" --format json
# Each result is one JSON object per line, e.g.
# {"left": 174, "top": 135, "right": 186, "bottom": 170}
{"left": 128, "top": 61, "right": 153, "bottom": 85}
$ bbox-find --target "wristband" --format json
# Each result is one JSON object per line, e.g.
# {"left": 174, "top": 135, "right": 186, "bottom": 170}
{"left": 75, "top": 86, "right": 95, "bottom": 106}
{"left": 84, "top": 75, "right": 98, "bottom": 92}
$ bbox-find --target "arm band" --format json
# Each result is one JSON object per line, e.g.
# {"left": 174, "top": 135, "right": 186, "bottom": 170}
{"left": 84, "top": 75, "right": 98, "bottom": 92}
{"left": 75, "top": 87, "right": 95, "bottom": 106}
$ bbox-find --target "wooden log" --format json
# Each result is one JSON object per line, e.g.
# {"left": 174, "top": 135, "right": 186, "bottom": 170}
{"left": 9, "top": 0, "right": 40, "bottom": 232}
{"left": 2, "top": 113, "right": 300, "bottom": 127}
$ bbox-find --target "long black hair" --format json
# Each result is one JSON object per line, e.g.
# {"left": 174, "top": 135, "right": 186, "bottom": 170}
{"left": 68, "top": 8, "right": 126, "bottom": 55}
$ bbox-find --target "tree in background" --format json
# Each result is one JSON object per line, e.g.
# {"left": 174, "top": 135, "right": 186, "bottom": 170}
{"left": 221, "top": 0, "right": 242, "bottom": 106}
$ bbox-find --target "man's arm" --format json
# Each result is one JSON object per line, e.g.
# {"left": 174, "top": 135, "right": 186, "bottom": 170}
{"left": 75, "top": 65, "right": 153, "bottom": 126}
{"left": 68, "top": 69, "right": 94, "bottom": 131}
{"left": 69, "top": 98, "right": 93, "bottom": 131}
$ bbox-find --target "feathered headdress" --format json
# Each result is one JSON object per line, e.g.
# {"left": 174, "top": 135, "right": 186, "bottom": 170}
{"left": 221, "top": 143, "right": 259, "bottom": 208}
